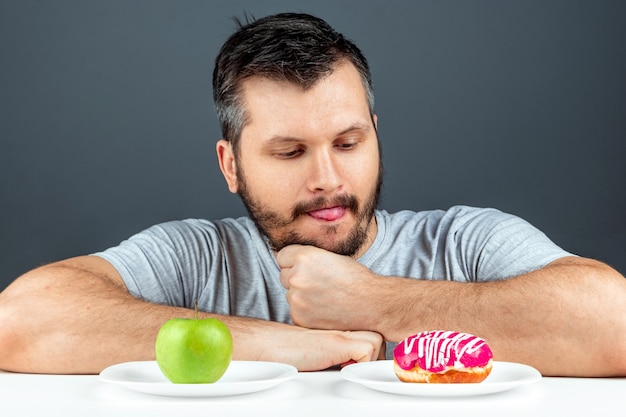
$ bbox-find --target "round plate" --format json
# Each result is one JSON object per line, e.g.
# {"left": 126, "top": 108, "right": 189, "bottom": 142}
{"left": 340, "top": 360, "right": 541, "bottom": 397}
{"left": 99, "top": 360, "right": 297, "bottom": 397}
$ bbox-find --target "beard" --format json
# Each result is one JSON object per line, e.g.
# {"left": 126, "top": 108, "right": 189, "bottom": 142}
{"left": 236, "top": 162, "right": 383, "bottom": 257}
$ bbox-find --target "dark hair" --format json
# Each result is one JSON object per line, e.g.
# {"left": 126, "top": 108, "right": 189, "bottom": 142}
{"left": 212, "top": 12, "right": 374, "bottom": 154}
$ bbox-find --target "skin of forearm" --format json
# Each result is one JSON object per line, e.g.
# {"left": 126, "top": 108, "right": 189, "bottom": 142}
{"left": 0, "top": 267, "right": 290, "bottom": 374}
{"left": 372, "top": 256, "right": 626, "bottom": 377}
{"left": 0, "top": 259, "right": 383, "bottom": 374}
{"left": 0, "top": 262, "right": 197, "bottom": 374}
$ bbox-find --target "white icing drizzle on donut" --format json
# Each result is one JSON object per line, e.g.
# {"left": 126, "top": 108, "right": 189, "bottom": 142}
{"left": 402, "top": 330, "right": 487, "bottom": 370}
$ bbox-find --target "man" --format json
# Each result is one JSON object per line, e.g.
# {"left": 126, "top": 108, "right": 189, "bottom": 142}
{"left": 0, "top": 13, "right": 624, "bottom": 377}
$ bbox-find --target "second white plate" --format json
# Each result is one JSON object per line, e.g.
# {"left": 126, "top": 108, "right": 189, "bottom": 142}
{"left": 340, "top": 360, "right": 541, "bottom": 397}
{"left": 100, "top": 360, "right": 297, "bottom": 397}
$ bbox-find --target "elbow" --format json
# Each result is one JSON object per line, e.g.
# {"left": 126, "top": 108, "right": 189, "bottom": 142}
{"left": 0, "top": 295, "right": 26, "bottom": 372}
{"left": 586, "top": 260, "right": 626, "bottom": 376}
{"left": 605, "top": 272, "right": 626, "bottom": 376}
{"left": 597, "top": 292, "right": 626, "bottom": 377}
{"left": 608, "top": 322, "right": 626, "bottom": 377}
{"left": 0, "top": 274, "right": 46, "bottom": 373}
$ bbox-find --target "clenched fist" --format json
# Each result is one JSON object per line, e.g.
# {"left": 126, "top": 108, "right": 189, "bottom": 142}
{"left": 277, "top": 244, "right": 382, "bottom": 332}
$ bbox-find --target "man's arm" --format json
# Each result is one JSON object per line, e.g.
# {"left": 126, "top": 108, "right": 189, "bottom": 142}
{"left": 278, "top": 246, "right": 626, "bottom": 377}
{"left": 0, "top": 255, "right": 383, "bottom": 374}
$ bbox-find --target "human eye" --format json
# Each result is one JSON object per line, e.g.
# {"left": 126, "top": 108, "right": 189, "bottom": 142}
{"left": 334, "top": 138, "right": 359, "bottom": 151}
{"left": 275, "top": 147, "right": 304, "bottom": 159}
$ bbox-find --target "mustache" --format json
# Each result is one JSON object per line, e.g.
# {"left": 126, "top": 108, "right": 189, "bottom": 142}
{"left": 291, "top": 194, "right": 359, "bottom": 220}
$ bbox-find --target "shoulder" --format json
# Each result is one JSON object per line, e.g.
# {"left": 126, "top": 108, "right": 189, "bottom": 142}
{"left": 378, "top": 205, "right": 511, "bottom": 232}
{"left": 139, "top": 217, "right": 259, "bottom": 238}
{"left": 377, "top": 205, "right": 543, "bottom": 252}
{"left": 106, "top": 217, "right": 263, "bottom": 255}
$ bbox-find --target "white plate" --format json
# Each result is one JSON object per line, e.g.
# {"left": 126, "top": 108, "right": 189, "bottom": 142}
{"left": 340, "top": 360, "right": 541, "bottom": 397}
{"left": 99, "top": 360, "right": 297, "bottom": 397}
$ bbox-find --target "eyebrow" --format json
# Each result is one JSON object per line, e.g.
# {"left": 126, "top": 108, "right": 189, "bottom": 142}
{"left": 264, "top": 122, "right": 373, "bottom": 145}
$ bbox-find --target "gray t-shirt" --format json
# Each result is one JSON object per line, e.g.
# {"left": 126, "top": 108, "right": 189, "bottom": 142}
{"left": 95, "top": 206, "right": 571, "bottom": 355}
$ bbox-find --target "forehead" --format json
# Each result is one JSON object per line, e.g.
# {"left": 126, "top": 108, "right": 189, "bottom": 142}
{"left": 239, "top": 63, "right": 373, "bottom": 144}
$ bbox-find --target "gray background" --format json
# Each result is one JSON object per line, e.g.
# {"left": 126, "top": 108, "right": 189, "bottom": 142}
{"left": 1, "top": 0, "right": 625, "bottom": 291}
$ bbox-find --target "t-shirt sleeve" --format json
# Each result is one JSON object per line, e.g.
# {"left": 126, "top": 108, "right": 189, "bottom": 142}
{"left": 92, "top": 220, "right": 219, "bottom": 308}
{"left": 446, "top": 207, "right": 575, "bottom": 281}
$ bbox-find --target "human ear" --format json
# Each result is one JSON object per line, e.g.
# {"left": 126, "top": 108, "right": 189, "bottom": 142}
{"left": 216, "top": 139, "right": 239, "bottom": 193}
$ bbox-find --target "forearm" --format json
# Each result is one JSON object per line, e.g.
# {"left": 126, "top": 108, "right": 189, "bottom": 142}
{"left": 0, "top": 258, "right": 382, "bottom": 374}
{"left": 373, "top": 257, "right": 626, "bottom": 377}
{"left": 0, "top": 261, "right": 189, "bottom": 374}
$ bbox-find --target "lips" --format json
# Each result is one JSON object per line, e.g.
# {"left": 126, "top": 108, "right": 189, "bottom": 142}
{"left": 307, "top": 206, "right": 346, "bottom": 221}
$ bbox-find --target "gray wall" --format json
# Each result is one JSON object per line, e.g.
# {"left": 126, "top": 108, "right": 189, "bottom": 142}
{"left": 1, "top": 0, "right": 625, "bottom": 290}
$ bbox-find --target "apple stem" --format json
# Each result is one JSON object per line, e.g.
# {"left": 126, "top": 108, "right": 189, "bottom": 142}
{"left": 194, "top": 300, "right": 199, "bottom": 320}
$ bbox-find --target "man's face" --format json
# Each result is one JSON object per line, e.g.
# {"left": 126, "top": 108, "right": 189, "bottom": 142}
{"left": 219, "top": 62, "right": 382, "bottom": 258}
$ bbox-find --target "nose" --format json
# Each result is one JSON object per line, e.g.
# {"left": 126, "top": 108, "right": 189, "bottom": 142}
{"left": 306, "top": 148, "right": 342, "bottom": 193}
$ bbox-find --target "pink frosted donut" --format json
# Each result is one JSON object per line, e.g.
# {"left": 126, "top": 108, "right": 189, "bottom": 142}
{"left": 393, "top": 330, "right": 494, "bottom": 383}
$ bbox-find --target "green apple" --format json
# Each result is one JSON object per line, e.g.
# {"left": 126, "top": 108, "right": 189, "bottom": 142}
{"left": 155, "top": 308, "right": 233, "bottom": 384}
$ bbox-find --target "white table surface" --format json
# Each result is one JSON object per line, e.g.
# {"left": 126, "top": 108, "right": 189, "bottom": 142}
{"left": 1, "top": 365, "right": 623, "bottom": 417}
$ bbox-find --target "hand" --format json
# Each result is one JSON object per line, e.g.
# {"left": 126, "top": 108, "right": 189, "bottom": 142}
{"left": 257, "top": 326, "right": 384, "bottom": 371}
{"left": 277, "top": 244, "right": 379, "bottom": 333}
